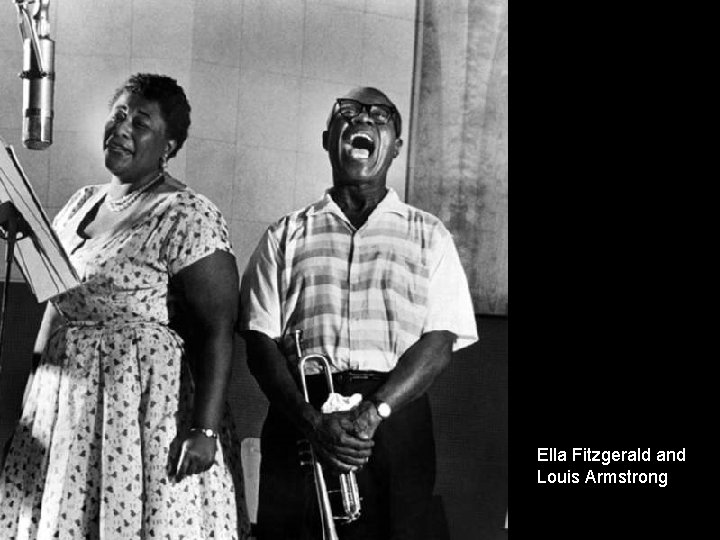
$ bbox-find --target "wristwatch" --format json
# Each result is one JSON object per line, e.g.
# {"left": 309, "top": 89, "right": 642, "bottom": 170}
{"left": 369, "top": 397, "right": 392, "bottom": 420}
{"left": 190, "top": 427, "right": 219, "bottom": 439}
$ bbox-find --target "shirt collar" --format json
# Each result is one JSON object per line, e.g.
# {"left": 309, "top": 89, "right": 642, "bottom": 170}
{"left": 309, "top": 187, "right": 409, "bottom": 219}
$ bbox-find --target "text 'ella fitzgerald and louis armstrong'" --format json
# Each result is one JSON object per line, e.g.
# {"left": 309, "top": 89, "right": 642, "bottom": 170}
{"left": 537, "top": 448, "right": 686, "bottom": 488}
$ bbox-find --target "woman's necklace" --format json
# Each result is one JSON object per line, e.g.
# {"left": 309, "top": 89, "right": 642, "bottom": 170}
{"left": 105, "top": 172, "right": 165, "bottom": 213}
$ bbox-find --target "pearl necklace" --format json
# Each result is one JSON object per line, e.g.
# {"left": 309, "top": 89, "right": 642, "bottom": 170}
{"left": 105, "top": 172, "right": 164, "bottom": 213}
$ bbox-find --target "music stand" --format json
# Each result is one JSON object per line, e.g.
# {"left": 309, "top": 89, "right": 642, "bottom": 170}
{"left": 0, "top": 136, "right": 80, "bottom": 377}
{"left": 0, "top": 202, "right": 32, "bottom": 376}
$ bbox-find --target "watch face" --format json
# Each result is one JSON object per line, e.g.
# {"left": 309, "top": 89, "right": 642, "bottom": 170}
{"left": 377, "top": 402, "right": 391, "bottom": 418}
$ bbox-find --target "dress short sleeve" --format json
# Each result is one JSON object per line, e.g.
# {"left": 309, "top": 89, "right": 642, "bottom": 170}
{"left": 162, "top": 191, "right": 234, "bottom": 276}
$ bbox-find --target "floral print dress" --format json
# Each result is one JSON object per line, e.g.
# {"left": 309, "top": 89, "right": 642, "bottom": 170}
{"left": 0, "top": 181, "right": 250, "bottom": 539}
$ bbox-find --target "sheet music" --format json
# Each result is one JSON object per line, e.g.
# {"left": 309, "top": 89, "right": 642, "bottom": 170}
{"left": 0, "top": 136, "right": 80, "bottom": 302}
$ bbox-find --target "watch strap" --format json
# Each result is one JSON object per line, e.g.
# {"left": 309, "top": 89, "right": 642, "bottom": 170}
{"left": 190, "top": 427, "right": 219, "bottom": 439}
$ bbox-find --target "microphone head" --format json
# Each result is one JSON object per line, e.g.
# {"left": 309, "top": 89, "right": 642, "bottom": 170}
{"left": 23, "top": 114, "right": 53, "bottom": 150}
{"left": 21, "top": 37, "right": 55, "bottom": 150}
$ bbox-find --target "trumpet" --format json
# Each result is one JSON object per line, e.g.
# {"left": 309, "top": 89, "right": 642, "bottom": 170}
{"left": 294, "top": 330, "right": 361, "bottom": 539}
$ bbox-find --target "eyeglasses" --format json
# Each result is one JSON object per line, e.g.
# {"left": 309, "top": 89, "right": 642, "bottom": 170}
{"left": 335, "top": 98, "right": 400, "bottom": 133}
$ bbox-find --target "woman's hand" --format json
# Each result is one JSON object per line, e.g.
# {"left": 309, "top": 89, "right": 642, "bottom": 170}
{"left": 171, "top": 431, "right": 218, "bottom": 482}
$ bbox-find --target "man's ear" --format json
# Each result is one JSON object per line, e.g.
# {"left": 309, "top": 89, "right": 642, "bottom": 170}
{"left": 322, "top": 131, "right": 329, "bottom": 151}
{"left": 393, "top": 138, "right": 403, "bottom": 158}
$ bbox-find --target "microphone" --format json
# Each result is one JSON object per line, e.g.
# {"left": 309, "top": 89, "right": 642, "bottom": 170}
{"left": 16, "top": 0, "right": 55, "bottom": 150}
{"left": 21, "top": 36, "right": 54, "bottom": 150}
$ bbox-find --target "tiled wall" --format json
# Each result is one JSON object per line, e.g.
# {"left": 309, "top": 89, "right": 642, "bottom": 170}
{"left": 0, "top": 0, "right": 418, "bottom": 280}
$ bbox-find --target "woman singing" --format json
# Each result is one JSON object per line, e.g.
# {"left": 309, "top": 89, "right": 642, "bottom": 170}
{"left": 0, "top": 73, "right": 249, "bottom": 539}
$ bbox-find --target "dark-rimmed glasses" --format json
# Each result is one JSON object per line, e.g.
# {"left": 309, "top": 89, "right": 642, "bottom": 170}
{"left": 335, "top": 98, "right": 400, "bottom": 134}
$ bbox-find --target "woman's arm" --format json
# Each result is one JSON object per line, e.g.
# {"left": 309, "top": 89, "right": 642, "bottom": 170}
{"left": 170, "top": 249, "right": 238, "bottom": 480}
{"left": 22, "top": 303, "right": 63, "bottom": 409}
{"left": 33, "top": 302, "right": 63, "bottom": 356}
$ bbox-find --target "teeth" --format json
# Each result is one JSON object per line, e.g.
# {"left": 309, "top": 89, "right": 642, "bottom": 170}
{"left": 352, "top": 133, "right": 373, "bottom": 143}
{"left": 350, "top": 148, "right": 370, "bottom": 159}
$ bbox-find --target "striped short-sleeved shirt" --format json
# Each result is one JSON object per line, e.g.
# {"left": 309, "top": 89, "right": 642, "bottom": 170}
{"left": 239, "top": 188, "right": 478, "bottom": 373}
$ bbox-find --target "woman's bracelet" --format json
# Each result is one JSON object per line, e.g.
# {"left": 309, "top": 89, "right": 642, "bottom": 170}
{"left": 189, "top": 427, "right": 219, "bottom": 439}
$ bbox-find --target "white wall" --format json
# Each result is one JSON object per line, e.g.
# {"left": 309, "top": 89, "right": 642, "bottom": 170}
{"left": 1, "top": 0, "right": 418, "bottom": 281}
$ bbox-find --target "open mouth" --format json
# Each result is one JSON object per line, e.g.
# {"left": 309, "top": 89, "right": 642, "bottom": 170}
{"left": 349, "top": 133, "right": 375, "bottom": 159}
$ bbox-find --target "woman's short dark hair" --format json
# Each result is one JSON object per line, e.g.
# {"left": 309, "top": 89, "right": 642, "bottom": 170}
{"left": 110, "top": 73, "right": 191, "bottom": 158}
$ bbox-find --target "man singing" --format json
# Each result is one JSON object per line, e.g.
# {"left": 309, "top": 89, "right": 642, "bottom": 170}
{"left": 239, "top": 87, "right": 477, "bottom": 540}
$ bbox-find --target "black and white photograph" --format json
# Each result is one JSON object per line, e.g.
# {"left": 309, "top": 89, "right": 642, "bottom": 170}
{"left": 0, "top": 1, "right": 508, "bottom": 539}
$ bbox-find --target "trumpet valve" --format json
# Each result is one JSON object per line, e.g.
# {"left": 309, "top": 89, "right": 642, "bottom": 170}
{"left": 296, "top": 439, "right": 314, "bottom": 468}
{"left": 338, "top": 472, "right": 361, "bottom": 522}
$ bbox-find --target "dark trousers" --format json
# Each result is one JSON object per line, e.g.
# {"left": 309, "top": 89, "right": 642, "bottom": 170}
{"left": 255, "top": 372, "right": 437, "bottom": 540}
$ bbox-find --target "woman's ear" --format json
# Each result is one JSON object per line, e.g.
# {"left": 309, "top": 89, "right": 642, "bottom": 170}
{"left": 166, "top": 139, "right": 178, "bottom": 158}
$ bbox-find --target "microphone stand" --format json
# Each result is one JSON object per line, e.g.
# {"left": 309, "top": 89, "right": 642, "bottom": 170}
{"left": 0, "top": 201, "right": 31, "bottom": 377}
